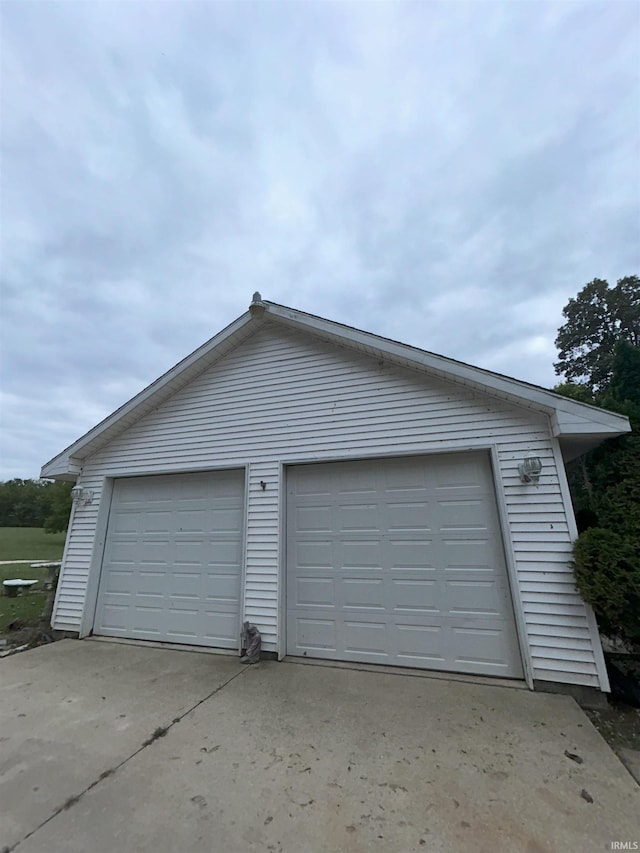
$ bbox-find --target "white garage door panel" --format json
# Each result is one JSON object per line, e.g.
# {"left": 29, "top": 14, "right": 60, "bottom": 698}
{"left": 94, "top": 470, "right": 244, "bottom": 649}
{"left": 287, "top": 453, "right": 524, "bottom": 678}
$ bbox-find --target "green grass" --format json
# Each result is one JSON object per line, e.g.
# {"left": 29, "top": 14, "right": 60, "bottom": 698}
{"left": 0, "top": 527, "right": 66, "bottom": 561}
{"left": 0, "top": 590, "right": 48, "bottom": 634}
{"left": 0, "top": 564, "right": 49, "bottom": 633}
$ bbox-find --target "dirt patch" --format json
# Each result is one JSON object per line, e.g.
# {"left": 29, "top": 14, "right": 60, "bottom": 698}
{"left": 0, "top": 588, "right": 48, "bottom": 634}
{"left": 584, "top": 654, "right": 640, "bottom": 781}
{"left": 586, "top": 700, "right": 640, "bottom": 752}
{"left": 0, "top": 618, "right": 56, "bottom": 654}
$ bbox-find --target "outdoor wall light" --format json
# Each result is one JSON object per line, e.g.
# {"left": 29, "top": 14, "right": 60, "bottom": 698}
{"left": 518, "top": 457, "right": 542, "bottom": 484}
{"left": 71, "top": 486, "right": 94, "bottom": 504}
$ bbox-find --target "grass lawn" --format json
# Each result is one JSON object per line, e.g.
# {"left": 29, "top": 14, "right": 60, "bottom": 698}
{"left": 0, "top": 527, "right": 66, "bottom": 561}
{"left": 0, "top": 528, "right": 63, "bottom": 634}
{"left": 0, "top": 563, "right": 50, "bottom": 634}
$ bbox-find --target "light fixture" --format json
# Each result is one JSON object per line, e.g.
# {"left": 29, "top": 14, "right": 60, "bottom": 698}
{"left": 518, "top": 457, "right": 542, "bottom": 484}
{"left": 71, "top": 486, "right": 94, "bottom": 504}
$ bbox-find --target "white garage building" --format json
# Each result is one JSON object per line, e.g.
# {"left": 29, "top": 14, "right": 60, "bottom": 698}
{"left": 42, "top": 297, "right": 630, "bottom": 692}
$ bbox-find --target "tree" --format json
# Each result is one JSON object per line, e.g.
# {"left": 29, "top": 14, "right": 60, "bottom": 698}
{"left": 573, "top": 528, "right": 640, "bottom": 641}
{"left": 43, "top": 482, "right": 73, "bottom": 534}
{"left": 552, "top": 382, "right": 595, "bottom": 405}
{"left": 0, "top": 479, "right": 55, "bottom": 527}
{"left": 556, "top": 334, "right": 640, "bottom": 645}
{"left": 0, "top": 478, "right": 73, "bottom": 531}
{"left": 554, "top": 275, "right": 640, "bottom": 392}
{"left": 603, "top": 340, "right": 640, "bottom": 418}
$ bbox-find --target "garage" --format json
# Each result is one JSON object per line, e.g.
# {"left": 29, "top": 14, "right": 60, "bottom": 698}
{"left": 94, "top": 470, "right": 244, "bottom": 649}
{"left": 44, "top": 298, "right": 630, "bottom": 692}
{"left": 286, "top": 452, "right": 524, "bottom": 678}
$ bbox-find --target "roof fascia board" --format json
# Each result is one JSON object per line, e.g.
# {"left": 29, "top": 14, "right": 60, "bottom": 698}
{"left": 41, "top": 459, "right": 81, "bottom": 480}
{"left": 551, "top": 408, "right": 630, "bottom": 438}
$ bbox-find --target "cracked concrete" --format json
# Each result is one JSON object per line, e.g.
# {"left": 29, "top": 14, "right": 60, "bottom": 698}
{"left": 1, "top": 640, "right": 638, "bottom": 852}
{"left": 0, "top": 640, "right": 245, "bottom": 849}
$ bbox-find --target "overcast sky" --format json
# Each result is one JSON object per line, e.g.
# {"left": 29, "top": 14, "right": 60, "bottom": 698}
{"left": 1, "top": 1, "right": 639, "bottom": 480}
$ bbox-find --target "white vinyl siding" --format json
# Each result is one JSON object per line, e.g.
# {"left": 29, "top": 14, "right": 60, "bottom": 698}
{"left": 54, "top": 325, "right": 600, "bottom": 687}
{"left": 243, "top": 462, "right": 280, "bottom": 647}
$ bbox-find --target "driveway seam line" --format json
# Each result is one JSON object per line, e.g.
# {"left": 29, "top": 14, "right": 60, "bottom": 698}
{"left": 8, "top": 665, "right": 250, "bottom": 852}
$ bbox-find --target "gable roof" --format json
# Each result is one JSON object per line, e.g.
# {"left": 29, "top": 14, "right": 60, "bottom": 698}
{"left": 41, "top": 296, "right": 631, "bottom": 478}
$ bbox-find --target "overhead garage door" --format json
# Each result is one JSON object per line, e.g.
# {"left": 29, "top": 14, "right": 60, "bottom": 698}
{"left": 94, "top": 470, "right": 244, "bottom": 649}
{"left": 286, "top": 452, "right": 523, "bottom": 678}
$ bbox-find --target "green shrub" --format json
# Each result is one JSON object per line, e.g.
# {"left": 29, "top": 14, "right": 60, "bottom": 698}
{"left": 573, "top": 527, "right": 640, "bottom": 644}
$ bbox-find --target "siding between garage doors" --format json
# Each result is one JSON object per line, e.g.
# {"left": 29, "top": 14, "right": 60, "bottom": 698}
{"left": 286, "top": 453, "right": 524, "bottom": 678}
{"left": 57, "top": 325, "right": 602, "bottom": 688}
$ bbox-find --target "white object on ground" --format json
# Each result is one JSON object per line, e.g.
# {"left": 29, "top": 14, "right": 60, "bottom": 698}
{"left": 2, "top": 579, "right": 39, "bottom": 597}
{"left": 0, "top": 644, "right": 30, "bottom": 658}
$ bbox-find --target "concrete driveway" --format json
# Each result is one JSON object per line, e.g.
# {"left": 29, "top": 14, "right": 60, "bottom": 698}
{"left": 1, "top": 640, "right": 638, "bottom": 853}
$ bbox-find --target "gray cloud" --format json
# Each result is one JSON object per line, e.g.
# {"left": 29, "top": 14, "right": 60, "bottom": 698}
{"left": 1, "top": 0, "right": 638, "bottom": 478}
